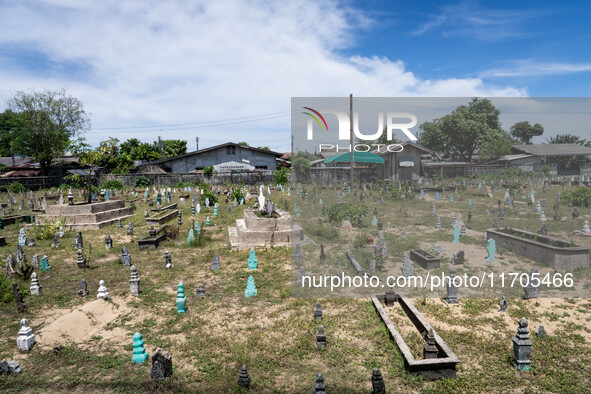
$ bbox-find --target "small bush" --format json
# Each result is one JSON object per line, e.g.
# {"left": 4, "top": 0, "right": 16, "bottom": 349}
{"left": 7, "top": 181, "right": 26, "bottom": 193}
{"left": 63, "top": 174, "right": 84, "bottom": 189}
{"left": 203, "top": 166, "right": 214, "bottom": 176}
{"left": 201, "top": 189, "right": 218, "bottom": 205}
{"left": 175, "top": 181, "right": 195, "bottom": 188}
{"left": 0, "top": 275, "right": 14, "bottom": 303}
{"left": 308, "top": 223, "right": 339, "bottom": 240}
{"left": 101, "top": 180, "right": 123, "bottom": 190}
{"left": 32, "top": 218, "right": 65, "bottom": 240}
{"left": 322, "top": 203, "right": 368, "bottom": 225}
{"left": 134, "top": 176, "right": 150, "bottom": 188}
{"left": 273, "top": 167, "right": 290, "bottom": 185}
{"left": 231, "top": 188, "right": 244, "bottom": 203}
{"left": 563, "top": 187, "right": 591, "bottom": 207}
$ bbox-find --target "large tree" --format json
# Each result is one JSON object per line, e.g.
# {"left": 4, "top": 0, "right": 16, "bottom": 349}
{"left": 510, "top": 121, "right": 544, "bottom": 144}
{"left": 418, "top": 98, "right": 507, "bottom": 162}
{"left": 0, "top": 110, "right": 29, "bottom": 157}
{"left": 8, "top": 89, "right": 90, "bottom": 175}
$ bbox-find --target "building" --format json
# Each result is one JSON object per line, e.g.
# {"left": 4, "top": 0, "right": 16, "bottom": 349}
{"left": 141, "top": 142, "right": 283, "bottom": 173}
{"left": 512, "top": 144, "right": 591, "bottom": 175}
{"left": 374, "top": 142, "right": 437, "bottom": 181}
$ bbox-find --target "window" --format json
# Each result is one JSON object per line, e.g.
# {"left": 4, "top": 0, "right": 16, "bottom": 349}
{"left": 226, "top": 146, "right": 236, "bottom": 155}
{"left": 255, "top": 165, "right": 268, "bottom": 170}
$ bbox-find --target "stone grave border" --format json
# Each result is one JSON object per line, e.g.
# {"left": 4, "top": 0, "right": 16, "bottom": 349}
{"left": 146, "top": 209, "right": 179, "bottom": 226}
{"left": 486, "top": 228, "right": 589, "bottom": 271}
{"left": 138, "top": 225, "right": 180, "bottom": 250}
{"left": 372, "top": 292, "right": 459, "bottom": 380}
{"left": 410, "top": 249, "right": 441, "bottom": 270}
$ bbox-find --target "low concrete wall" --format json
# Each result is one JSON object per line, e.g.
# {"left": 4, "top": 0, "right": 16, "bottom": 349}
{"left": 486, "top": 228, "right": 590, "bottom": 272}
{"left": 0, "top": 176, "right": 61, "bottom": 190}
{"left": 101, "top": 171, "right": 274, "bottom": 186}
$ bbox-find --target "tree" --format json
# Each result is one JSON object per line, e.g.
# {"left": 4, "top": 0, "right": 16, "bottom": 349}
{"left": 0, "top": 110, "right": 29, "bottom": 157}
{"left": 120, "top": 138, "right": 160, "bottom": 162}
{"left": 546, "top": 133, "right": 591, "bottom": 146}
{"left": 161, "top": 139, "right": 187, "bottom": 157}
{"left": 8, "top": 89, "right": 90, "bottom": 175}
{"left": 418, "top": 98, "right": 504, "bottom": 162}
{"left": 510, "top": 121, "right": 544, "bottom": 144}
{"left": 238, "top": 142, "right": 249, "bottom": 146}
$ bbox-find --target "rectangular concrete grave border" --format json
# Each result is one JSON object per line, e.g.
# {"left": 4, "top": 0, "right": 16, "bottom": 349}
{"left": 0, "top": 215, "right": 27, "bottom": 226}
{"left": 138, "top": 224, "right": 180, "bottom": 250}
{"left": 145, "top": 209, "right": 179, "bottom": 226}
{"left": 346, "top": 250, "right": 365, "bottom": 274}
{"left": 410, "top": 249, "right": 441, "bottom": 270}
{"left": 150, "top": 203, "right": 177, "bottom": 213}
{"left": 372, "top": 293, "right": 459, "bottom": 380}
{"left": 486, "top": 228, "right": 590, "bottom": 272}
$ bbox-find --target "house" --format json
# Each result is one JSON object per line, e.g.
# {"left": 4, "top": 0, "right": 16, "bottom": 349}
{"left": 498, "top": 154, "right": 543, "bottom": 172}
{"left": 141, "top": 142, "right": 283, "bottom": 173}
{"left": 512, "top": 144, "right": 591, "bottom": 175}
{"left": 374, "top": 142, "right": 437, "bottom": 181}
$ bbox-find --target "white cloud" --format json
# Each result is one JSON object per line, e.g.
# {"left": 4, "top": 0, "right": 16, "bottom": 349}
{"left": 412, "top": 1, "right": 543, "bottom": 41}
{"left": 0, "top": 0, "right": 526, "bottom": 151}
{"left": 480, "top": 60, "right": 591, "bottom": 78}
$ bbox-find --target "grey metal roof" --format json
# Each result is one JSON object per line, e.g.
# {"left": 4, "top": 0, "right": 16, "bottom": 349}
{"left": 146, "top": 142, "right": 283, "bottom": 165}
{"left": 513, "top": 144, "right": 591, "bottom": 157}
{"left": 0, "top": 157, "right": 32, "bottom": 167}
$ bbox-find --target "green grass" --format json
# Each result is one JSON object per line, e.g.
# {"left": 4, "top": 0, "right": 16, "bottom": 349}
{"left": 0, "top": 183, "right": 590, "bottom": 392}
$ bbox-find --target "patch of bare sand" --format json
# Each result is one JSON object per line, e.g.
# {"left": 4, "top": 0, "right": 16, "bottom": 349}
{"left": 419, "top": 297, "right": 591, "bottom": 342}
{"left": 33, "top": 298, "right": 136, "bottom": 349}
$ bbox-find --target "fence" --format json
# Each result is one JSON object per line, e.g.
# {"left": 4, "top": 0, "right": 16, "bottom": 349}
{"left": 100, "top": 171, "right": 275, "bottom": 186}
{"left": 0, "top": 176, "right": 61, "bottom": 190}
{"left": 423, "top": 163, "right": 559, "bottom": 178}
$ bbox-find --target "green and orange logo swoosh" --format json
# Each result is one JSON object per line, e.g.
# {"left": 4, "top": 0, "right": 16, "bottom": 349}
{"left": 302, "top": 107, "right": 328, "bottom": 131}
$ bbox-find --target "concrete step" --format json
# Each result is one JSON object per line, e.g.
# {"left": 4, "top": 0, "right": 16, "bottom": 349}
{"left": 47, "top": 207, "right": 133, "bottom": 224}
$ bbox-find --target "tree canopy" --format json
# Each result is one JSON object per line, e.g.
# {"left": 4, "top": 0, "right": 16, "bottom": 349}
{"left": 511, "top": 121, "right": 544, "bottom": 144}
{"left": 418, "top": 98, "right": 510, "bottom": 162}
{"left": 546, "top": 133, "right": 590, "bottom": 146}
{"left": 7, "top": 89, "right": 90, "bottom": 175}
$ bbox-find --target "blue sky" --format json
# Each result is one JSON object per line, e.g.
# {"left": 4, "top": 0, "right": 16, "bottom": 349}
{"left": 0, "top": 0, "right": 589, "bottom": 152}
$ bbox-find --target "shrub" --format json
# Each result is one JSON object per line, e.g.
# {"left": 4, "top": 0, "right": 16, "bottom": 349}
{"left": 0, "top": 275, "right": 14, "bottom": 303}
{"left": 63, "top": 174, "right": 84, "bottom": 189}
{"left": 175, "top": 181, "right": 195, "bottom": 188}
{"left": 231, "top": 188, "right": 244, "bottom": 203}
{"left": 134, "top": 176, "right": 150, "bottom": 188}
{"left": 201, "top": 189, "right": 218, "bottom": 204}
{"left": 273, "top": 167, "right": 290, "bottom": 185}
{"left": 32, "top": 217, "right": 65, "bottom": 240}
{"left": 539, "top": 165, "right": 550, "bottom": 177}
{"left": 563, "top": 187, "right": 591, "bottom": 207}
{"left": 101, "top": 180, "right": 123, "bottom": 190}
{"left": 308, "top": 223, "right": 339, "bottom": 240}
{"left": 203, "top": 166, "right": 214, "bottom": 176}
{"left": 322, "top": 203, "right": 368, "bottom": 225}
{"left": 7, "top": 181, "right": 26, "bottom": 193}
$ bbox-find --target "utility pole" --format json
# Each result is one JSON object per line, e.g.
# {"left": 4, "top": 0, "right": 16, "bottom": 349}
{"left": 350, "top": 93, "right": 354, "bottom": 185}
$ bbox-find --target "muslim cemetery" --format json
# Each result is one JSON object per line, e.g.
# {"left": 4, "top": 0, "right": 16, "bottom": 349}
{"left": 1, "top": 175, "right": 591, "bottom": 392}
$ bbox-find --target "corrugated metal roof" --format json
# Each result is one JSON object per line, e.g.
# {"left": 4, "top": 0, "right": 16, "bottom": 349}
{"left": 500, "top": 154, "right": 535, "bottom": 161}
{"left": 513, "top": 144, "right": 591, "bottom": 157}
{"left": 0, "top": 157, "right": 32, "bottom": 167}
